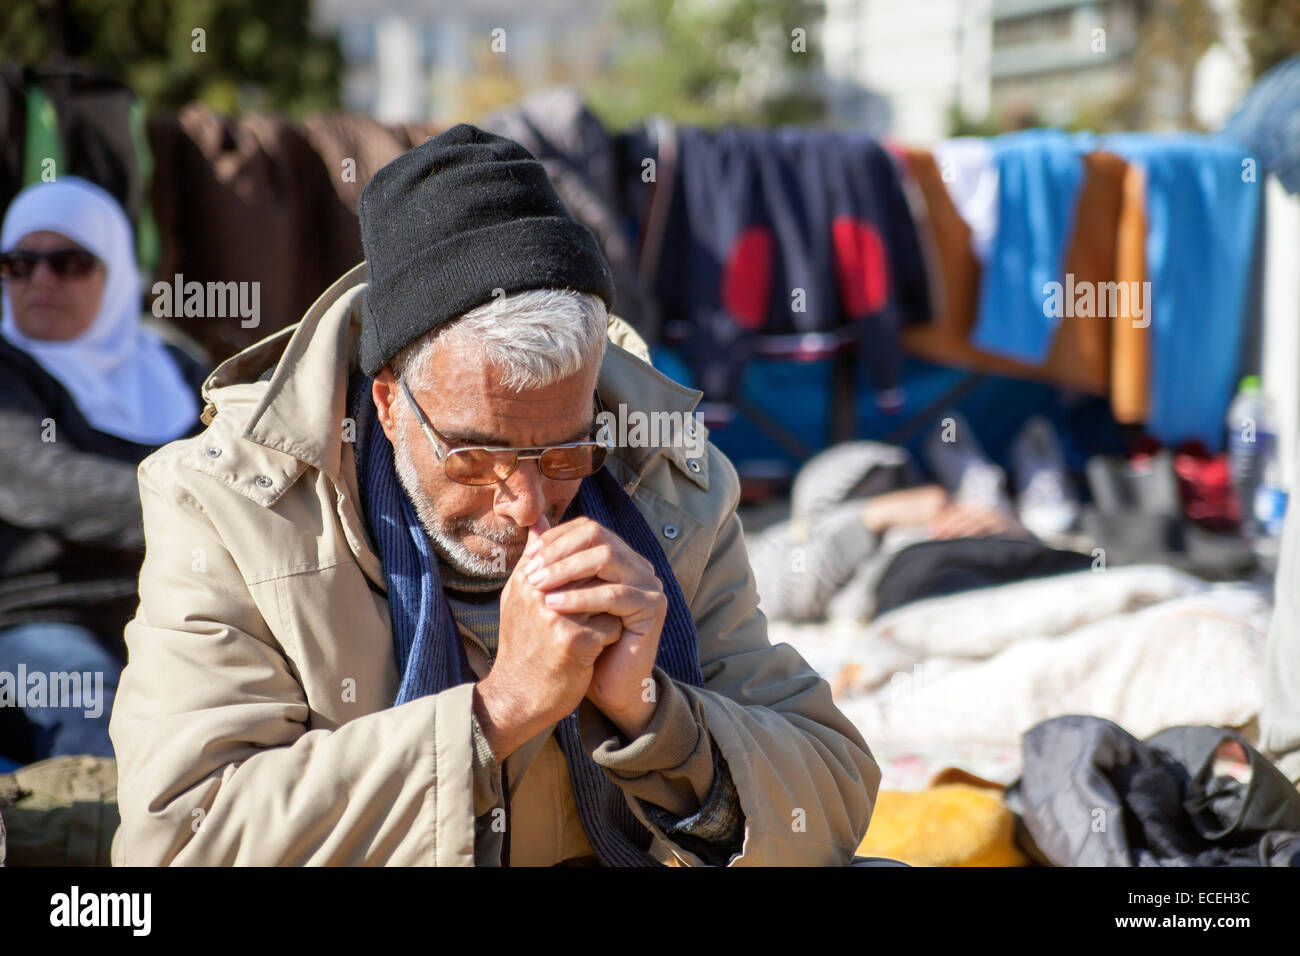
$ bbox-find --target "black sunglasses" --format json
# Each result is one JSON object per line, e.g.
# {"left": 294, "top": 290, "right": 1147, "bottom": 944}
{"left": 0, "top": 248, "right": 101, "bottom": 280}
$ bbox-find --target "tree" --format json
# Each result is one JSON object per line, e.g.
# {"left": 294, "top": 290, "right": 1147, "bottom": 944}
{"left": 1080, "top": 0, "right": 1219, "bottom": 132}
{"left": 1, "top": 0, "right": 342, "bottom": 116}
{"left": 583, "top": 0, "right": 826, "bottom": 129}
{"left": 1141, "top": 0, "right": 1220, "bottom": 128}
{"left": 1239, "top": 0, "right": 1300, "bottom": 79}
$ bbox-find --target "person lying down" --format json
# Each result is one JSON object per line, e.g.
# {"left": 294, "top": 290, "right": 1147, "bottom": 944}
{"left": 749, "top": 414, "right": 1081, "bottom": 623}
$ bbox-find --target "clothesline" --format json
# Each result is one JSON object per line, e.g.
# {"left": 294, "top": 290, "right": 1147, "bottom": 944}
{"left": 1, "top": 68, "right": 1278, "bottom": 456}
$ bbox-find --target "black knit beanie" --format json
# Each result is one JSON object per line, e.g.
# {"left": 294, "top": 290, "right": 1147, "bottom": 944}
{"left": 356, "top": 123, "right": 616, "bottom": 377}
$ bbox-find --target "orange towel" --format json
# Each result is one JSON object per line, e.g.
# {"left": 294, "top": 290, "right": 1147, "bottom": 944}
{"left": 899, "top": 148, "right": 1131, "bottom": 400}
{"left": 1110, "top": 161, "right": 1151, "bottom": 424}
{"left": 857, "top": 778, "right": 1029, "bottom": 867}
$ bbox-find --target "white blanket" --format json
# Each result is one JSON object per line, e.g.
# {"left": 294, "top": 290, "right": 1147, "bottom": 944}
{"left": 769, "top": 566, "right": 1272, "bottom": 778}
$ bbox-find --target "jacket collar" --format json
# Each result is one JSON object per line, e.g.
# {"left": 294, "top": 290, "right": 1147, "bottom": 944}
{"left": 200, "top": 262, "right": 709, "bottom": 496}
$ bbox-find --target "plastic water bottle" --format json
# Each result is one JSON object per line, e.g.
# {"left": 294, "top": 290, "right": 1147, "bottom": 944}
{"left": 1227, "top": 376, "right": 1273, "bottom": 535}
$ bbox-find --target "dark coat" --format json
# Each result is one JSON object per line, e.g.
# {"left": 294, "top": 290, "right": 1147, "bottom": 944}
{"left": 0, "top": 335, "right": 207, "bottom": 653}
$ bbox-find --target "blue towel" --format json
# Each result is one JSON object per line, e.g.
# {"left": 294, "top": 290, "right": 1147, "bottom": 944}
{"left": 1101, "top": 133, "right": 1261, "bottom": 449}
{"left": 352, "top": 375, "right": 707, "bottom": 866}
{"left": 971, "top": 129, "right": 1094, "bottom": 363}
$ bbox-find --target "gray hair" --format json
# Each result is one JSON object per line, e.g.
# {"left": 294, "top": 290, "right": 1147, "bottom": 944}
{"left": 391, "top": 288, "right": 608, "bottom": 392}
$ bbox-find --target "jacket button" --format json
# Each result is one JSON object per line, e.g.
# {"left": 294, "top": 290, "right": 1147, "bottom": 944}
{"left": 688, "top": 460, "right": 701, "bottom": 473}
{"left": 663, "top": 524, "right": 678, "bottom": 539}
{"left": 254, "top": 475, "right": 273, "bottom": 488}
{"left": 205, "top": 447, "right": 221, "bottom": 458}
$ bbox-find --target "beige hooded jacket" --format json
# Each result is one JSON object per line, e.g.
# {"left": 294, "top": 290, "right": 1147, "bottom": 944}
{"left": 108, "top": 263, "right": 881, "bottom": 866}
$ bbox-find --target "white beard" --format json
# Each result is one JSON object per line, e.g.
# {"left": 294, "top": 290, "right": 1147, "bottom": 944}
{"left": 391, "top": 423, "right": 522, "bottom": 580}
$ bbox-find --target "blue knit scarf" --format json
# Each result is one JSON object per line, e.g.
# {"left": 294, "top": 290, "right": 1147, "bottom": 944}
{"left": 352, "top": 376, "right": 705, "bottom": 866}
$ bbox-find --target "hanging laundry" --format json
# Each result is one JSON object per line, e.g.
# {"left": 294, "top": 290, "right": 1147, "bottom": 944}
{"left": 1100, "top": 133, "right": 1261, "bottom": 450}
{"left": 299, "top": 111, "right": 420, "bottom": 262}
{"left": 647, "top": 126, "right": 931, "bottom": 403}
{"left": 903, "top": 146, "right": 1132, "bottom": 399}
{"left": 931, "top": 136, "right": 999, "bottom": 263}
{"left": 481, "top": 88, "right": 659, "bottom": 344}
{"left": 147, "top": 107, "right": 449, "bottom": 361}
{"left": 970, "top": 129, "right": 1094, "bottom": 364}
{"left": 0, "top": 69, "right": 22, "bottom": 212}
{"left": 0, "top": 64, "right": 158, "bottom": 275}
{"left": 147, "top": 106, "right": 341, "bottom": 360}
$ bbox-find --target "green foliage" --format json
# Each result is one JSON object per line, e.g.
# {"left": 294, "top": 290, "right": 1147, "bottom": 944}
{"left": 584, "top": 0, "right": 826, "bottom": 129}
{"left": 0, "top": 0, "right": 342, "bottom": 116}
{"left": 947, "top": 103, "right": 1006, "bottom": 138}
{"left": 1238, "top": 0, "right": 1300, "bottom": 79}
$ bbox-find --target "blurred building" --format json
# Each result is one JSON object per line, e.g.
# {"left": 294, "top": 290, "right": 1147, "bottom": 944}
{"left": 821, "top": 0, "right": 1138, "bottom": 142}
{"left": 313, "top": 0, "right": 616, "bottom": 123}
{"left": 822, "top": 0, "right": 993, "bottom": 144}
{"left": 823, "top": 0, "right": 1254, "bottom": 141}
{"left": 992, "top": 0, "right": 1255, "bottom": 130}
{"left": 988, "top": 0, "right": 1139, "bottom": 128}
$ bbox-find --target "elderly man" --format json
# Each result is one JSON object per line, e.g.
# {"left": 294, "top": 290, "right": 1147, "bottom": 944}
{"left": 109, "top": 125, "right": 881, "bottom": 866}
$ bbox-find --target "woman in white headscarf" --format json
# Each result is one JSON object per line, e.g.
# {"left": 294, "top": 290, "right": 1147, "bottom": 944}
{"left": 0, "top": 177, "right": 206, "bottom": 767}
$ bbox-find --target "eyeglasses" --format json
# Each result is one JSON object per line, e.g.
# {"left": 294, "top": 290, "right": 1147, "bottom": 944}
{"left": 397, "top": 377, "right": 611, "bottom": 486}
{"left": 0, "top": 248, "right": 101, "bottom": 280}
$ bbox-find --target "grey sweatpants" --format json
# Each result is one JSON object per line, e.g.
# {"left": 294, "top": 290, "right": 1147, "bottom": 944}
{"left": 747, "top": 501, "right": 933, "bottom": 624}
{"left": 747, "top": 501, "right": 885, "bottom": 623}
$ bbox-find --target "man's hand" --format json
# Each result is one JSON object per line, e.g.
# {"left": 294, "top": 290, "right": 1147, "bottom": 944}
{"left": 860, "top": 485, "right": 948, "bottom": 534}
{"left": 521, "top": 517, "right": 668, "bottom": 740}
{"left": 474, "top": 520, "right": 624, "bottom": 762}
{"left": 927, "top": 501, "right": 1016, "bottom": 539}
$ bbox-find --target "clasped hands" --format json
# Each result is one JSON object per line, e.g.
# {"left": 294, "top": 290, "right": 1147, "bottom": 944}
{"left": 472, "top": 516, "right": 668, "bottom": 762}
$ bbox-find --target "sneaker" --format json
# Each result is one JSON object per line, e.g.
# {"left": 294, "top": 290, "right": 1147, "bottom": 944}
{"left": 923, "top": 411, "right": 1013, "bottom": 513}
{"left": 1011, "top": 416, "right": 1079, "bottom": 537}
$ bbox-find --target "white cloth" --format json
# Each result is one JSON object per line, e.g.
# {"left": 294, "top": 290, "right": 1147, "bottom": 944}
{"left": 1, "top": 177, "right": 196, "bottom": 445}
{"left": 932, "top": 137, "right": 999, "bottom": 263}
{"left": 837, "top": 583, "right": 1269, "bottom": 753}
{"left": 770, "top": 566, "right": 1271, "bottom": 761}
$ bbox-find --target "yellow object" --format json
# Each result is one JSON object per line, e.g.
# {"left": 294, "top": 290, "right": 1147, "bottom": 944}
{"left": 856, "top": 784, "right": 1028, "bottom": 867}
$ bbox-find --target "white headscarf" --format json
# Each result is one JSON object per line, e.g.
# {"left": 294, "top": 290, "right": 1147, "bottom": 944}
{"left": 1, "top": 177, "right": 197, "bottom": 445}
